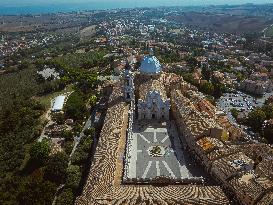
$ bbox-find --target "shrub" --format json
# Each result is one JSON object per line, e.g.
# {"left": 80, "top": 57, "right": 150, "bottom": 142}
{"left": 29, "top": 139, "right": 51, "bottom": 165}
{"left": 55, "top": 188, "right": 74, "bottom": 205}
{"left": 66, "top": 165, "right": 81, "bottom": 193}
{"left": 44, "top": 152, "right": 69, "bottom": 184}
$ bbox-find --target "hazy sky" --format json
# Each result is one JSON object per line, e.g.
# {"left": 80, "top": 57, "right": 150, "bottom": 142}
{"left": 2, "top": 0, "right": 273, "bottom": 7}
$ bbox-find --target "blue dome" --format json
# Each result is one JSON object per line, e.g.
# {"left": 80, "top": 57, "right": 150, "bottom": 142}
{"left": 140, "top": 56, "right": 162, "bottom": 74}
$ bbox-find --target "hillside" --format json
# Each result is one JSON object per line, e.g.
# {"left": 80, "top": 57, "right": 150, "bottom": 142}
{"left": 167, "top": 12, "right": 273, "bottom": 34}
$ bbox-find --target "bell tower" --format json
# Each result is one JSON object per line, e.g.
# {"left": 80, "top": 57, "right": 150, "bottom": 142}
{"left": 124, "top": 60, "right": 134, "bottom": 102}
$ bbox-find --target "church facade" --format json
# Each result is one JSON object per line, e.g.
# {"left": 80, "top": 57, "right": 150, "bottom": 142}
{"left": 137, "top": 90, "right": 170, "bottom": 120}
{"left": 124, "top": 49, "right": 170, "bottom": 121}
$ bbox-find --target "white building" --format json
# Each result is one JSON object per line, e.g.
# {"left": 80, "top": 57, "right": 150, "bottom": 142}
{"left": 51, "top": 95, "right": 66, "bottom": 112}
{"left": 139, "top": 49, "right": 162, "bottom": 75}
{"left": 137, "top": 90, "right": 170, "bottom": 120}
{"left": 123, "top": 48, "right": 170, "bottom": 121}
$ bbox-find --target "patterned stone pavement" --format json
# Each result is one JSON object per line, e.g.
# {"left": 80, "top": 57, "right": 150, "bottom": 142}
{"left": 126, "top": 121, "right": 191, "bottom": 180}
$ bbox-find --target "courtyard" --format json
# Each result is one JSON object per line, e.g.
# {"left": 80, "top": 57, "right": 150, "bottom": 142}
{"left": 124, "top": 121, "right": 194, "bottom": 182}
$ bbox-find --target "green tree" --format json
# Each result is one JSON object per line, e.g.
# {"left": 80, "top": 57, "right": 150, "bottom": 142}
{"left": 213, "top": 83, "right": 227, "bottom": 98}
{"left": 17, "top": 177, "right": 57, "bottom": 205}
{"left": 201, "top": 65, "right": 211, "bottom": 81}
{"left": 236, "top": 72, "right": 245, "bottom": 82}
{"left": 45, "top": 152, "right": 69, "bottom": 184}
{"left": 230, "top": 108, "right": 239, "bottom": 119}
{"left": 200, "top": 81, "right": 215, "bottom": 96}
{"left": 65, "top": 91, "right": 87, "bottom": 121}
{"left": 180, "top": 72, "right": 195, "bottom": 85}
{"left": 185, "top": 56, "right": 198, "bottom": 69}
{"left": 73, "top": 123, "right": 82, "bottom": 134}
{"left": 61, "top": 130, "right": 74, "bottom": 141}
{"left": 89, "top": 95, "right": 97, "bottom": 107}
{"left": 18, "top": 59, "right": 31, "bottom": 70}
{"left": 83, "top": 127, "right": 95, "bottom": 136}
{"left": 264, "top": 127, "right": 273, "bottom": 144}
{"left": 55, "top": 188, "right": 74, "bottom": 205}
{"left": 71, "top": 136, "right": 93, "bottom": 165}
{"left": 64, "top": 141, "right": 74, "bottom": 155}
{"left": 54, "top": 112, "right": 65, "bottom": 124}
{"left": 66, "top": 165, "right": 81, "bottom": 192}
{"left": 247, "top": 109, "right": 266, "bottom": 131}
{"left": 261, "top": 105, "right": 273, "bottom": 119}
{"left": 29, "top": 139, "right": 51, "bottom": 165}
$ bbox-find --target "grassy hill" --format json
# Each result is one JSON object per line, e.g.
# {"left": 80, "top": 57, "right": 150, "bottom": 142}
{"left": 167, "top": 12, "right": 273, "bottom": 34}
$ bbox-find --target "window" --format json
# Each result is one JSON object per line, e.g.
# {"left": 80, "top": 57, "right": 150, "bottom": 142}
{"left": 127, "top": 93, "right": 130, "bottom": 99}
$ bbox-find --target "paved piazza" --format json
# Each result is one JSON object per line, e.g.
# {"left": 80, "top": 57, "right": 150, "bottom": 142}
{"left": 125, "top": 121, "right": 192, "bottom": 180}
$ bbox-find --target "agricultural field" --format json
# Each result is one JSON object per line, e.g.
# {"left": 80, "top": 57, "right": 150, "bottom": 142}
{"left": 264, "top": 24, "right": 273, "bottom": 37}
{"left": 80, "top": 25, "right": 97, "bottom": 41}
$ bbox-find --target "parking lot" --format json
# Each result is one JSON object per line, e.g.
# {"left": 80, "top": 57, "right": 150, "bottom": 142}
{"left": 217, "top": 92, "right": 259, "bottom": 114}
{"left": 216, "top": 91, "right": 273, "bottom": 140}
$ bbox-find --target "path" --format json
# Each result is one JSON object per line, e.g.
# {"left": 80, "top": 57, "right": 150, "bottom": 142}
{"left": 68, "top": 106, "right": 97, "bottom": 165}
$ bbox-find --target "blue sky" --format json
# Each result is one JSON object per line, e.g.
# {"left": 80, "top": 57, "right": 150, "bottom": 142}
{"left": 2, "top": 0, "right": 273, "bottom": 7}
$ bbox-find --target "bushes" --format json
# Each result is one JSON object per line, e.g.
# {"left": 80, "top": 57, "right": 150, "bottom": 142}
{"left": 55, "top": 188, "right": 74, "bottom": 205}
{"left": 83, "top": 127, "right": 95, "bottom": 137}
{"left": 51, "top": 50, "right": 107, "bottom": 71}
{"left": 247, "top": 108, "right": 267, "bottom": 131}
{"left": 199, "top": 81, "right": 215, "bottom": 96}
{"left": 66, "top": 165, "right": 81, "bottom": 193}
{"left": 17, "top": 177, "right": 57, "bottom": 205}
{"left": 245, "top": 104, "right": 273, "bottom": 143}
{"left": 0, "top": 100, "right": 45, "bottom": 178}
{"left": 63, "top": 141, "right": 74, "bottom": 155}
{"left": 89, "top": 95, "right": 97, "bottom": 107}
{"left": 230, "top": 108, "right": 239, "bottom": 119}
{"left": 61, "top": 130, "right": 74, "bottom": 141}
{"left": 64, "top": 91, "right": 87, "bottom": 121}
{"left": 29, "top": 139, "right": 51, "bottom": 165}
{"left": 44, "top": 152, "right": 69, "bottom": 185}
{"left": 71, "top": 135, "right": 93, "bottom": 165}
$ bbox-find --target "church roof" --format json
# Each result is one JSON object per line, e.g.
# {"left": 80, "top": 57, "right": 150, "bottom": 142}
{"left": 140, "top": 55, "right": 162, "bottom": 74}
{"left": 137, "top": 75, "right": 167, "bottom": 101}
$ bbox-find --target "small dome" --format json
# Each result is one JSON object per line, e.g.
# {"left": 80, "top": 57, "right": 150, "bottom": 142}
{"left": 140, "top": 56, "right": 162, "bottom": 74}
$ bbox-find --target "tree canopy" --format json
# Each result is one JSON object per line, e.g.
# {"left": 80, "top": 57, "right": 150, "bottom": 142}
{"left": 29, "top": 139, "right": 51, "bottom": 165}
{"left": 44, "top": 152, "right": 69, "bottom": 184}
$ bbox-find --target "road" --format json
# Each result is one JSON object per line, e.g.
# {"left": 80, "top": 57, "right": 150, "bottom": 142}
{"left": 38, "top": 109, "right": 53, "bottom": 142}
{"left": 262, "top": 24, "right": 273, "bottom": 37}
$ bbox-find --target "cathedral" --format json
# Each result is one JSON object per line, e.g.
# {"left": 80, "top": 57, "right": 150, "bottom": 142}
{"left": 124, "top": 49, "right": 170, "bottom": 121}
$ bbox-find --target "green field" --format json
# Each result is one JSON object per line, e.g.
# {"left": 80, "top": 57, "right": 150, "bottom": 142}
{"left": 265, "top": 25, "right": 273, "bottom": 37}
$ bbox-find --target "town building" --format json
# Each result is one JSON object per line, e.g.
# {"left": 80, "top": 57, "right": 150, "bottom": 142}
{"left": 76, "top": 50, "right": 273, "bottom": 205}
{"left": 51, "top": 95, "right": 66, "bottom": 113}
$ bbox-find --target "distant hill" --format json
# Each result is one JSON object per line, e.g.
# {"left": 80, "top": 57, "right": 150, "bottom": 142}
{"left": 167, "top": 12, "right": 273, "bottom": 34}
